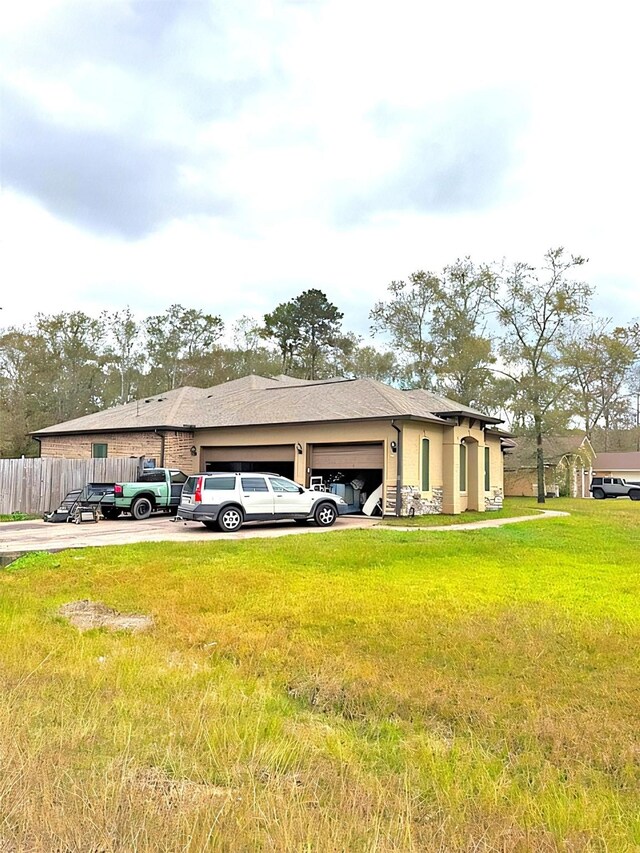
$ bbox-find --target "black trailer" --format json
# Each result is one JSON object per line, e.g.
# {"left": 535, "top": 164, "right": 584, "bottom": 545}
{"left": 44, "top": 483, "right": 115, "bottom": 524}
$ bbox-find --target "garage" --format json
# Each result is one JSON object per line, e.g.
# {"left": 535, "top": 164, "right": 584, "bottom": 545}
{"left": 201, "top": 445, "right": 295, "bottom": 479}
{"left": 309, "top": 442, "right": 384, "bottom": 514}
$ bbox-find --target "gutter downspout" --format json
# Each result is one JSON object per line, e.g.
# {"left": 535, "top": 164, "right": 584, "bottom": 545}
{"left": 391, "top": 419, "right": 402, "bottom": 517}
{"left": 154, "top": 430, "right": 166, "bottom": 468}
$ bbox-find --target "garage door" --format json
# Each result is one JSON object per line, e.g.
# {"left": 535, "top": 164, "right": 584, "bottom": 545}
{"left": 310, "top": 443, "right": 384, "bottom": 469}
{"left": 202, "top": 445, "right": 295, "bottom": 463}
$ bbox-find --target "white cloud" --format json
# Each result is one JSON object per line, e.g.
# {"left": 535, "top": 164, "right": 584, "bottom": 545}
{"left": 1, "top": 0, "right": 638, "bottom": 333}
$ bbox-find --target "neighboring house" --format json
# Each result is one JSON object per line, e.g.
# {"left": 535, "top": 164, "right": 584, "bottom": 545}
{"left": 591, "top": 451, "right": 640, "bottom": 482}
{"left": 32, "top": 374, "right": 510, "bottom": 516}
{"left": 504, "top": 435, "right": 596, "bottom": 498}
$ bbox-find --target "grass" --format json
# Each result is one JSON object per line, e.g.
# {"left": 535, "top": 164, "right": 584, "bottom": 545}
{"left": 379, "top": 496, "right": 543, "bottom": 526}
{"left": 1, "top": 498, "right": 639, "bottom": 850}
{"left": 0, "top": 512, "right": 39, "bottom": 522}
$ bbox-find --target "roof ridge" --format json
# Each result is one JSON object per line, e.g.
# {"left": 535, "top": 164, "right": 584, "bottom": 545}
{"left": 360, "top": 377, "right": 409, "bottom": 413}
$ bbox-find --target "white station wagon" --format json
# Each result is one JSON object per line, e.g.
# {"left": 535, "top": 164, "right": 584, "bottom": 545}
{"left": 177, "top": 472, "right": 348, "bottom": 532}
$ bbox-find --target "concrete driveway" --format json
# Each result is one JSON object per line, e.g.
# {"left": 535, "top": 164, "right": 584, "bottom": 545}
{"left": 0, "top": 514, "right": 378, "bottom": 555}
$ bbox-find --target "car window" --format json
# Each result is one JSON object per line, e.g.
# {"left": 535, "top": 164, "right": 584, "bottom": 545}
{"left": 269, "top": 477, "right": 301, "bottom": 493}
{"left": 204, "top": 477, "right": 236, "bottom": 491}
{"left": 138, "top": 470, "right": 166, "bottom": 483}
{"left": 170, "top": 471, "right": 188, "bottom": 484}
{"left": 613, "top": 478, "right": 622, "bottom": 485}
{"left": 241, "top": 476, "right": 269, "bottom": 492}
{"left": 591, "top": 477, "right": 602, "bottom": 485}
{"left": 182, "top": 476, "right": 198, "bottom": 494}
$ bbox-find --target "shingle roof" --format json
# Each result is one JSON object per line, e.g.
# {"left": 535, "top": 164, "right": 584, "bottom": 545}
{"left": 33, "top": 375, "right": 501, "bottom": 435}
{"left": 593, "top": 451, "right": 640, "bottom": 471}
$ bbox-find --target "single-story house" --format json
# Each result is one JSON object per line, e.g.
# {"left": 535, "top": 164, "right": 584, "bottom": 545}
{"left": 32, "top": 374, "right": 510, "bottom": 516}
{"left": 591, "top": 451, "right": 640, "bottom": 482}
{"left": 504, "top": 434, "right": 596, "bottom": 498}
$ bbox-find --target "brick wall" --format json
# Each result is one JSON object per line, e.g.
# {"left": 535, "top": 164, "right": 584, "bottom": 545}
{"left": 38, "top": 430, "right": 196, "bottom": 472}
{"left": 39, "top": 432, "right": 162, "bottom": 461}
{"left": 164, "top": 431, "right": 197, "bottom": 474}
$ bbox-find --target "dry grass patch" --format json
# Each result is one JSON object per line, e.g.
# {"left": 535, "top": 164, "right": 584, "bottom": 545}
{"left": 58, "top": 599, "right": 154, "bottom": 633}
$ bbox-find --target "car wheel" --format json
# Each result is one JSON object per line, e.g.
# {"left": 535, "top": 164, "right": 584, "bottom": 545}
{"left": 102, "top": 507, "right": 121, "bottom": 520}
{"left": 314, "top": 502, "right": 337, "bottom": 527}
{"left": 592, "top": 488, "right": 606, "bottom": 500}
{"left": 131, "top": 497, "right": 153, "bottom": 520}
{"left": 217, "top": 506, "right": 243, "bottom": 532}
{"left": 630, "top": 490, "right": 640, "bottom": 501}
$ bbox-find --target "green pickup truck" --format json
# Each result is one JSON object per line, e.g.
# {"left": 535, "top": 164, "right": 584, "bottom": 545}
{"left": 101, "top": 468, "right": 189, "bottom": 520}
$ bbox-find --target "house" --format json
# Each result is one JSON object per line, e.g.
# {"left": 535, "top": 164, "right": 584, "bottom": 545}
{"left": 591, "top": 451, "right": 640, "bottom": 482}
{"left": 504, "top": 434, "right": 596, "bottom": 498}
{"left": 32, "top": 375, "right": 509, "bottom": 516}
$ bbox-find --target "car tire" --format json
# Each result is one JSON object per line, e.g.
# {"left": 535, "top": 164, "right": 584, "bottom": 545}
{"left": 131, "top": 497, "right": 153, "bottom": 520}
{"left": 102, "top": 507, "right": 121, "bottom": 520}
{"left": 217, "top": 506, "right": 243, "bottom": 532}
{"left": 314, "top": 501, "right": 337, "bottom": 527}
{"left": 630, "top": 490, "right": 640, "bottom": 501}
{"left": 592, "top": 488, "right": 606, "bottom": 500}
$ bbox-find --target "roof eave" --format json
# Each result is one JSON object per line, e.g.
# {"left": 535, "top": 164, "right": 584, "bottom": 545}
{"left": 438, "top": 410, "right": 503, "bottom": 425}
{"left": 31, "top": 424, "right": 196, "bottom": 438}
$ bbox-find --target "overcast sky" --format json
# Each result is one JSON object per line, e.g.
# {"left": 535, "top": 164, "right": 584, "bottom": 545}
{"left": 1, "top": 0, "right": 638, "bottom": 339}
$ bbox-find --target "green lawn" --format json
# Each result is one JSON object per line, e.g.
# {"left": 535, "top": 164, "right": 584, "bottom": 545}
{"left": 379, "top": 496, "right": 543, "bottom": 526}
{"left": 1, "top": 498, "right": 639, "bottom": 851}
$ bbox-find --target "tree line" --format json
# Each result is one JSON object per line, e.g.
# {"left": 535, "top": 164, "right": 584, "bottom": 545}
{"left": 2, "top": 248, "right": 639, "bottom": 488}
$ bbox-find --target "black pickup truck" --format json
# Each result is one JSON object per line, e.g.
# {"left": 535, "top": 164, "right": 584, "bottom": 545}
{"left": 590, "top": 476, "right": 640, "bottom": 500}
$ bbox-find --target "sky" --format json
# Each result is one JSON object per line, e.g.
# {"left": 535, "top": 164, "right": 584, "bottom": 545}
{"left": 1, "top": 0, "right": 639, "bottom": 340}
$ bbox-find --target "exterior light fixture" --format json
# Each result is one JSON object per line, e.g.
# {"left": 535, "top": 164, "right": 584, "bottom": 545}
{"left": 390, "top": 441, "right": 397, "bottom": 453}
{"left": 190, "top": 446, "right": 197, "bottom": 456}
{"left": 295, "top": 442, "right": 303, "bottom": 454}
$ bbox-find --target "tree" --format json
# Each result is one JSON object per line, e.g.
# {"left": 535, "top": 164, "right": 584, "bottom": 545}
{"left": 144, "top": 305, "right": 224, "bottom": 390}
{"left": 34, "top": 311, "right": 107, "bottom": 422}
{"left": 484, "top": 248, "right": 592, "bottom": 503}
{"left": 370, "top": 259, "right": 495, "bottom": 402}
{"left": 562, "top": 320, "right": 639, "bottom": 439}
{"left": 0, "top": 329, "right": 47, "bottom": 456}
{"left": 103, "top": 308, "right": 144, "bottom": 405}
{"left": 370, "top": 272, "right": 438, "bottom": 388}
{"left": 260, "top": 301, "right": 302, "bottom": 373}
{"left": 261, "top": 289, "right": 345, "bottom": 379}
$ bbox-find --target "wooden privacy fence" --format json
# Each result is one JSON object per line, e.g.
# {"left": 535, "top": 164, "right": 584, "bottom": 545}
{"left": 0, "top": 457, "right": 141, "bottom": 516}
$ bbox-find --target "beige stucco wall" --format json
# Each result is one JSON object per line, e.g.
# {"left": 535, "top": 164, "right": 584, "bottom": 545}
{"left": 195, "top": 419, "right": 399, "bottom": 495}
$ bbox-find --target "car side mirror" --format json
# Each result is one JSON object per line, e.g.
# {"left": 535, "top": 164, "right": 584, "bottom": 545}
{"left": 299, "top": 486, "right": 305, "bottom": 494}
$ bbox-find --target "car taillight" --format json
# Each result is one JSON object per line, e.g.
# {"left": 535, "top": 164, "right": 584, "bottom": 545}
{"left": 194, "top": 477, "right": 203, "bottom": 503}
{"left": 114, "top": 484, "right": 123, "bottom": 496}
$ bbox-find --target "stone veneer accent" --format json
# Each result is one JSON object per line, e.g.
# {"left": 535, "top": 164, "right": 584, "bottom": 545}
{"left": 384, "top": 485, "right": 444, "bottom": 516}
{"left": 401, "top": 485, "right": 444, "bottom": 516}
{"left": 485, "top": 488, "right": 504, "bottom": 511}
